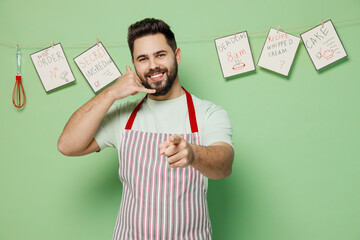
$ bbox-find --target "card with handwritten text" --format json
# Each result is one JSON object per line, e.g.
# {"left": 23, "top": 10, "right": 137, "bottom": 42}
{"left": 74, "top": 42, "right": 122, "bottom": 93}
{"left": 215, "top": 31, "right": 255, "bottom": 78}
{"left": 30, "top": 43, "right": 75, "bottom": 92}
{"left": 258, "top": 28, "right": 300, "bottom": 76}
{"left": 301, "top": 20, "right": 347, "bottom": 71}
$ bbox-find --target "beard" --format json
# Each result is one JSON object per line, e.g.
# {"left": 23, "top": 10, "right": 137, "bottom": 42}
{"left": 139, "top": 57, "right": 178, "bottom": 96}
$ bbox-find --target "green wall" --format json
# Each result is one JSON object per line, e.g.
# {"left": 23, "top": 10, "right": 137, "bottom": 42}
{"left": 1, "top": 0, "right": 360, "bottom": 239}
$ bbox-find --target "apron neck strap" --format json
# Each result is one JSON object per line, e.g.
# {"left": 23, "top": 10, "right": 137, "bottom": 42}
{"left": 183, "top": 87, "right": 198, "bottom": 133}
{"left": 125, "top": 87, "right": 198, "bottom": 133}
{"left": 124, "top": 96, "right": 146, "bottom": 130}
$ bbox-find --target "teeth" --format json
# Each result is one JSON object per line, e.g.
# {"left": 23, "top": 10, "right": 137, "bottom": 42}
{"left": 150, "top": 73, "right": 163, "bottom": 78}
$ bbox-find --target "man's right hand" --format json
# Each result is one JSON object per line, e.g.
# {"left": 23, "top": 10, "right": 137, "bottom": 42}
{"left": 107, "top": 66, "right": 156, "bottom": 101}
{"left": 58, "top": 65, "right": 154, "bottom": 156}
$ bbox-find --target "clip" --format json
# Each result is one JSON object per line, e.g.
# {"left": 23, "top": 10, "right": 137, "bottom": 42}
{"left": 277, "top": 25, "right": 280, "bottom": 34}
{"left": 321, "top": 18, "right": 324, "bottom": 28}
{"left": 51, "top": 40, "right": 54, "bottom": 48}
{"left": 97, "top": 38, "right": 100, "bottom": 47}
{"left": 234, "top": 29, "right": 237, "bottom": 39}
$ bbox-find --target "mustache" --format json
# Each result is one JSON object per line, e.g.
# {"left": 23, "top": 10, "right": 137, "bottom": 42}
{"left": 145, "top": 67, "right": 167, "bottom": 77}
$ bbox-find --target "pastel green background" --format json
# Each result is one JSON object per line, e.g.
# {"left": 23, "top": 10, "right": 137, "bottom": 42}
{"left": 1, "top": 0, "right": 359, "bottom": 239}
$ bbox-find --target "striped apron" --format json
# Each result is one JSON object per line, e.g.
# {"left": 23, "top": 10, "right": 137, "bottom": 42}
{"left": 112, "top": 89, "right": 212, "bottom": 240}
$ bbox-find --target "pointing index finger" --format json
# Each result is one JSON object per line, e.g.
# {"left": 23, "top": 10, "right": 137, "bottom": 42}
{"left": 170, "top": 135, "right": 182, "bottom": 145}
{"left": 159, "top": 140, "right": 170, "bottom": 155}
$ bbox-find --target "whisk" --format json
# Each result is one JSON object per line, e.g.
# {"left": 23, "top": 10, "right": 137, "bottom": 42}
{"left": 13, "top": 45, "right": 26, "bottom": 109}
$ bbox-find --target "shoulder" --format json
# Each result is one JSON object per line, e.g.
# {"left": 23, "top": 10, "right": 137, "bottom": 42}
{"left": 109, "top": 97, "right": 143, "bottom": 114}
{"left": 102, "top": 97, "right": 144, "bottom": 123}
{"left": 190, "top": 94, "right": 233, "bottom": 147}
{"left": 191, "top": 94, "right": 228, "bottom": 117}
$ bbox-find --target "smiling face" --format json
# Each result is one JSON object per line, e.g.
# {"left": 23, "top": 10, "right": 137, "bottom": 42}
{"left": 132, "top": 33, "right": 181, "bottom": 97}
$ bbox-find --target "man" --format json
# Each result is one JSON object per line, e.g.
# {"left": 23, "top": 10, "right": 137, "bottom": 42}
{"left": 58, "top": 18, "right": 234, "bottom": 240}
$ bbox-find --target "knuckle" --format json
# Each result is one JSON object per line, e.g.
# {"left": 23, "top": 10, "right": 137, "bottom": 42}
{"left": 165, "top": 149, "right": 171, "bottom": 156}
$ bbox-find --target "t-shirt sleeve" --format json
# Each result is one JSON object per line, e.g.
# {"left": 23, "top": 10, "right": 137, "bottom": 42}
{"left": 201, "top": 102, "right": 233, "bottom": 148}
{"left": 93, "top": 104, "right": 120, "bottom": 150}
{"left": 94, "top": 101, "right": 132, "bottom": 150}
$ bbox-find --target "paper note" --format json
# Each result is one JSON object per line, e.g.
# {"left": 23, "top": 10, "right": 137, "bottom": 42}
{"left": 215, "top": 31, "right": 255, "bottom": 78}
{"left": 301, "top": 20, "right": 347, "bottom": 71}
{"left": 258, "top": 28, "right": 300, "bottom": 76}
{"left": 30, "top": 43, "right": 75, "bottom": 92}
{"left": 74, "top": 42, "right": 121, "bottom": 93}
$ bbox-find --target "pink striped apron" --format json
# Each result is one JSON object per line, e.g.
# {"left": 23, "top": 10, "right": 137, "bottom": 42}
{"left": 112, "top": 89, "right": 212, "bottom": 240}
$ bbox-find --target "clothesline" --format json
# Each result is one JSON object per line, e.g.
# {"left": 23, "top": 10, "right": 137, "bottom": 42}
{"left": 1, "top": 17, "right": 359, "bottom": 48}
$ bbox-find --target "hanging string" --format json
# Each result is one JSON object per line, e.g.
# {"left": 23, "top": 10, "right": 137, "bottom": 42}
{"left": 0, "top": 17, "right": 359, "bottom": 48}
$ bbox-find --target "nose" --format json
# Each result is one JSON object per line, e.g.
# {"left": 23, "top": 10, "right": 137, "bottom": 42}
{"left": 148, "top": 57, "right": 159, "bottom": 70}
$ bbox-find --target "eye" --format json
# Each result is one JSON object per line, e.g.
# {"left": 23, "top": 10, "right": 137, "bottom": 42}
{"left": 138, "top": 57, "right": 147, "bottom": 62}
{"left": 157, "top": 53, "right": 166, "bottom": 58}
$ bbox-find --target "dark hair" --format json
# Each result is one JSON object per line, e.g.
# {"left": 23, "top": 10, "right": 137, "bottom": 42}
{"left": 127, "top": 18, "right": 177, "bottom": 58}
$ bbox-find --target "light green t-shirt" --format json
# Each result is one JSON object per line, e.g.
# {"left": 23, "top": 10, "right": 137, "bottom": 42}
{"left": 94, "top": 93, "right": 233, "bottom": 150}
{"left": 94, "top": 93, "right": 233, "bottom": 190}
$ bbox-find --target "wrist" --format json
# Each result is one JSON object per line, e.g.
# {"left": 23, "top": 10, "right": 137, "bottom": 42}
{"left": 189, "top": 143, "right": 197, "bottom": 166}
{"left": 103, "top": 86, "right": 121, "bottom": 102}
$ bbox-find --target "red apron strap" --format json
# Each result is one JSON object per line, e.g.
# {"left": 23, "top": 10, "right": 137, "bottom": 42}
{"left": 183, "top": 87, "right": 198, "bottom": 133}
{"left": 124, "top": 88, "right": 198, "bottom": 133}
{"left": 124, "top": 96, "right": 147, "bottom": 130}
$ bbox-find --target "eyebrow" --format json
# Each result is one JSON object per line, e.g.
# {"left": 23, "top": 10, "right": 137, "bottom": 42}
{"left": 136, "top": 50, "right": 168, "bottom": 61}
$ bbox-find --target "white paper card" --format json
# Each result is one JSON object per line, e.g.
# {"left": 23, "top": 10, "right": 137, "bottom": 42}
{"left": 300, "top": 20, "right": 347, "bottom": 71}
{"left": 74, "top": 42, "right": 121, "bottom": 93}
{"left": 258, "top": 28, "right": 300, "bottom": 76}
{"left": 215, "top": 31, "right": 255, "bottom": 78}
{"left": 30, "top": 43, "right": 75, "bottom": 92}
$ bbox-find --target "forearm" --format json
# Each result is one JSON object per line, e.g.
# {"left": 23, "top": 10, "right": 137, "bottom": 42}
{"left": 190, "top": 142, "right": 234, "bottom": 180}
{"left": 58, "top": 66, "right": 156, "bottom": 156}
{"left": 57, "top": 88, "right": 115, "bottom": 156}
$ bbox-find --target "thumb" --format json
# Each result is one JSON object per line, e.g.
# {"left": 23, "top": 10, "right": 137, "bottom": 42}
{"left": 126, "top": 65, "right": 133, "bottom": 72}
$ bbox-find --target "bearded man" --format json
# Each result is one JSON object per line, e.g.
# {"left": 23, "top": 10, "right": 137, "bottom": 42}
{"left": 58, "top": 18, "right": 234, "bottom": 240}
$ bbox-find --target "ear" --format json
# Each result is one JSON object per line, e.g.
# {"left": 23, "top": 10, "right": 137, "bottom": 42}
{"left": 175, "top": 48, "right": 181, "bottom": 65}
{"left": 131, "top": 59, "right": 134, "bottom": 65}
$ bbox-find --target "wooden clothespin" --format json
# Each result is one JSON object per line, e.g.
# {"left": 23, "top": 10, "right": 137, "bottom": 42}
{"left": 51, "top": 40, "right": 54, "bottom": 48}
{"left": 321, "top": 18, "right": 324, "bottom": 28}
{"left": 97, "top": 38, "right": 100, "bottom": 47}
{"left": 277, "top": 24, "right": 280, "bottom": 34}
